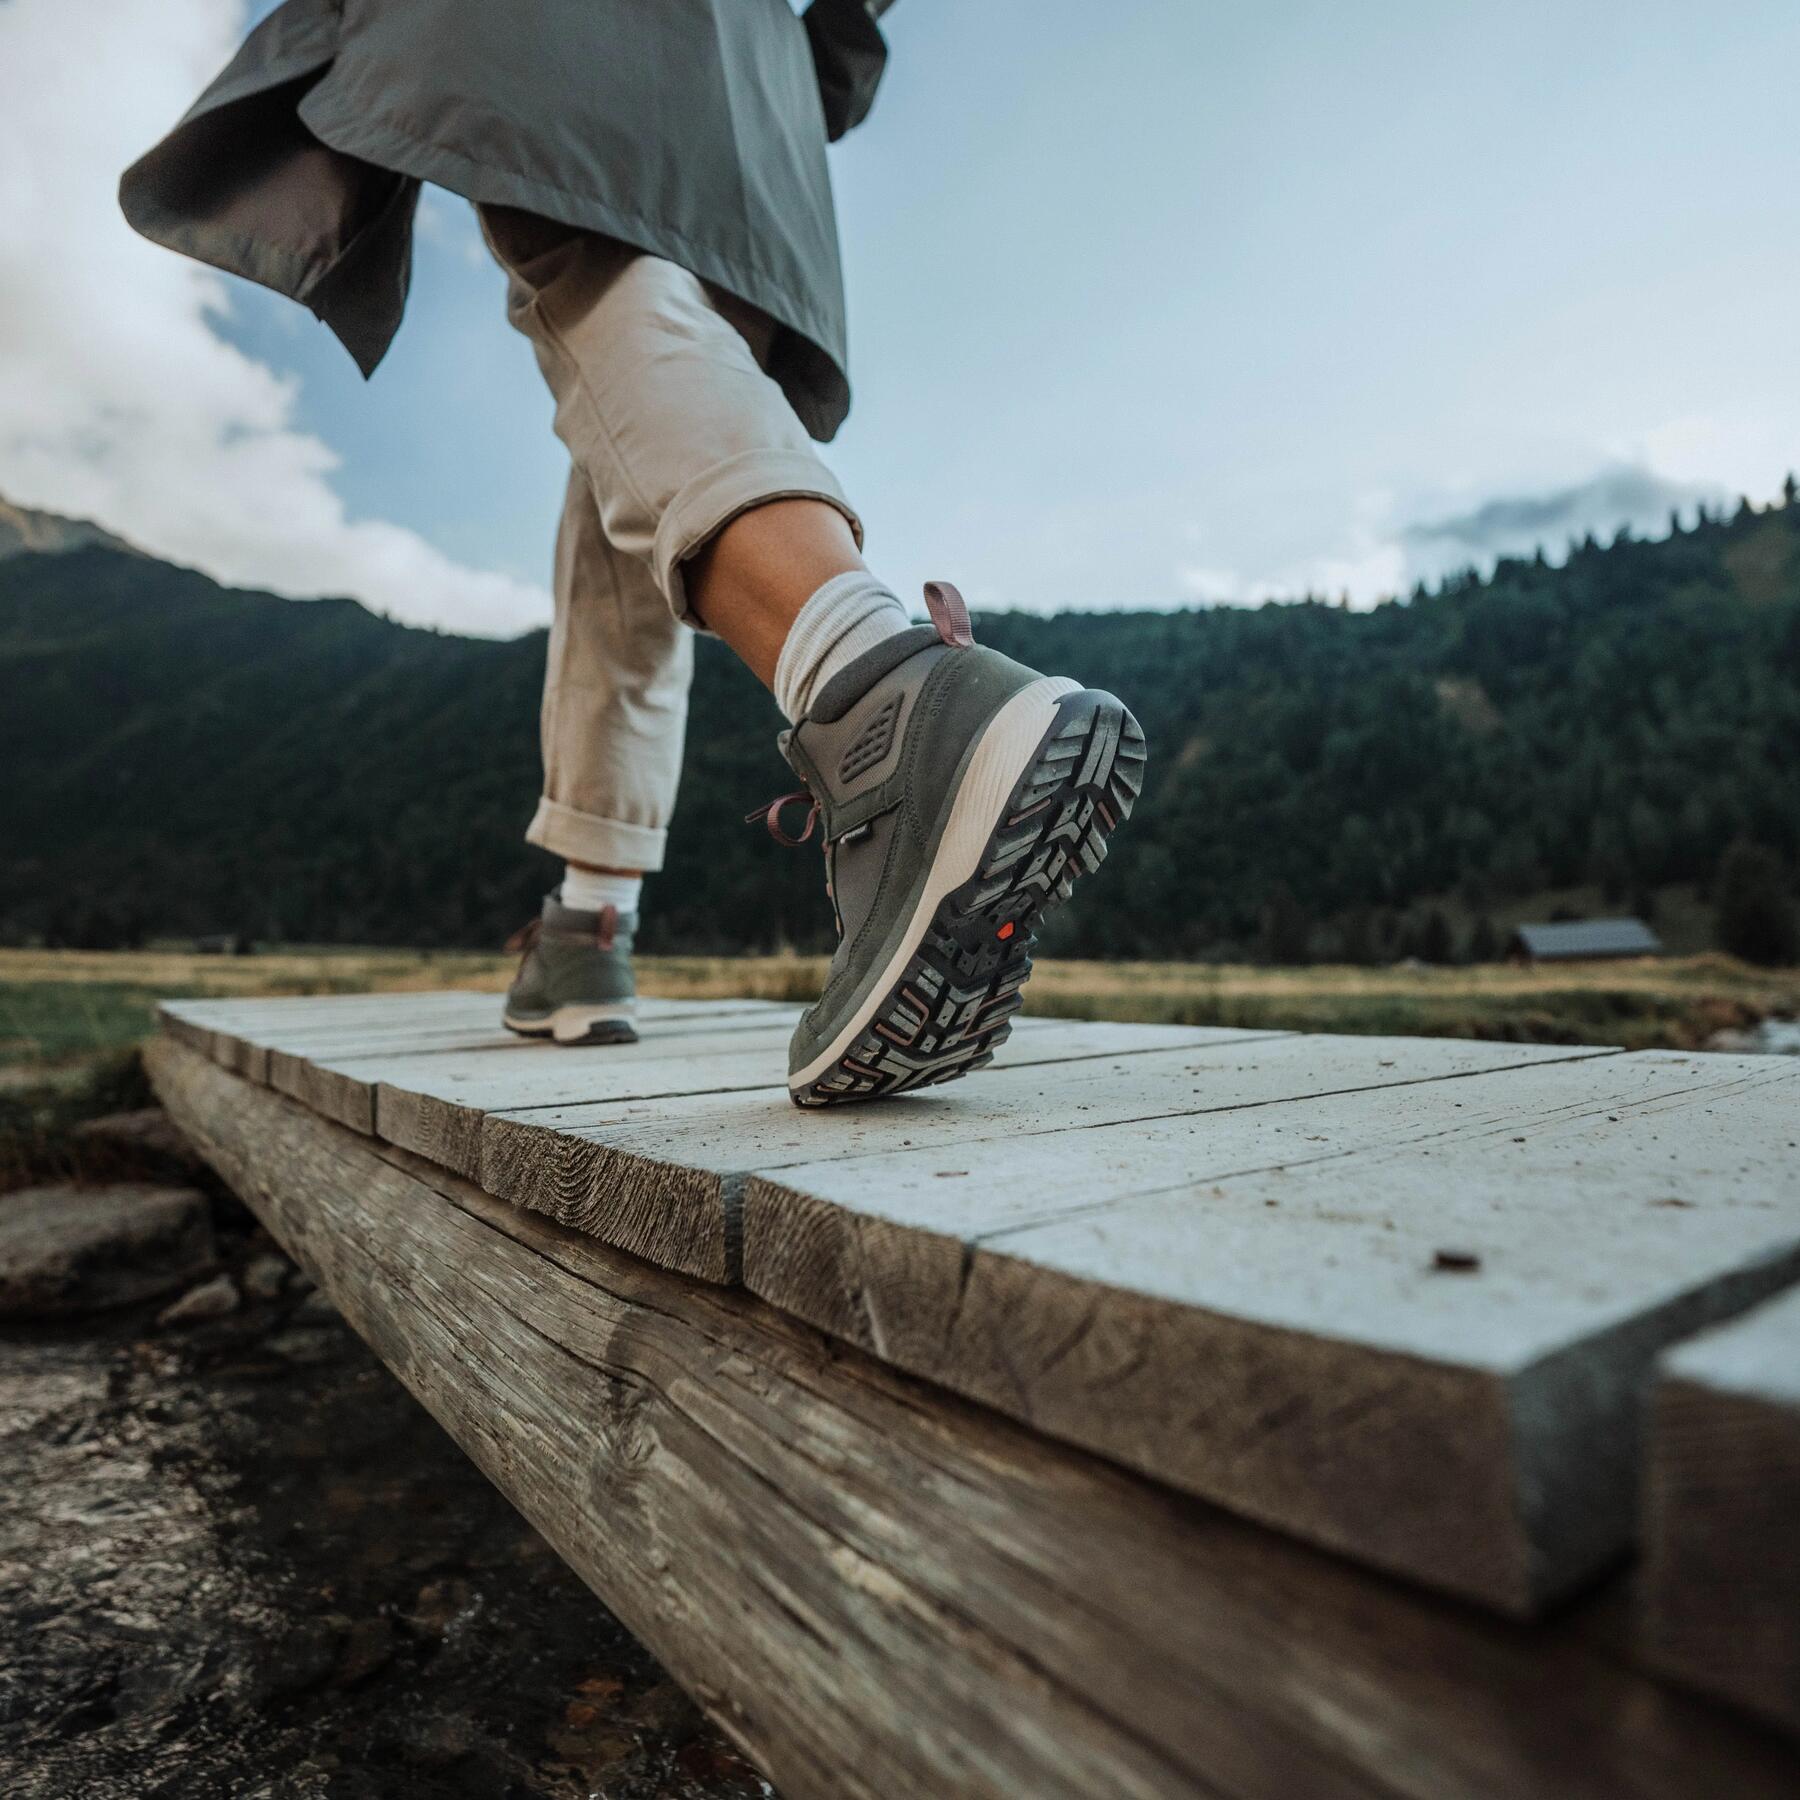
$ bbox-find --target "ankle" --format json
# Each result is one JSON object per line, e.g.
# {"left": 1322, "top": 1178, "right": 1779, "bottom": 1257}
{"left": 773, "top": 571, "right": 912, "bottom": 722}
{"left": 561, "top": 865, "right": 643, "bottom": 917}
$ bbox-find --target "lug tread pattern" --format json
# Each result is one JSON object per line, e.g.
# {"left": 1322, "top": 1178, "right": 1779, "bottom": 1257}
{"left": 793, "top": 693, "right": 1145, "bottom": 1106}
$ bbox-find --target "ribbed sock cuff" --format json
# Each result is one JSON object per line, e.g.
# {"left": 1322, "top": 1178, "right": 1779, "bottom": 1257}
{"left": 773, "top": 571, "right": 913, "bottom": 723}
{"left": 561, "top": 866, "right": 645, "bottom": 916}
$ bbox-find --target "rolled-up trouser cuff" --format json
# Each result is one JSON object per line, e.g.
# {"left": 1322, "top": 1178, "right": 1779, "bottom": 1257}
{"left": 653, "top": 447, "right": 862, "bottom": 625}
{"left": 526, "top": 796, "right": 670, "bottom": 873}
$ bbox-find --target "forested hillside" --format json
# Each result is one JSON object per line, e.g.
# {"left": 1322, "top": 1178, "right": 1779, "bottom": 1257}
{"left": 2, "top": 493, "right": 1797, "bottom": 959}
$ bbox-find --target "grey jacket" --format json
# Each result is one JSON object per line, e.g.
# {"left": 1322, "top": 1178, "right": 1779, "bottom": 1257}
{"left": 119, "top": 0, "right": 896, "bottom": 441}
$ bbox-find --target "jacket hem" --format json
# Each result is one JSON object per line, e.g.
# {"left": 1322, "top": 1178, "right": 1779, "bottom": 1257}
{"left": 296, "top": 97, "right": 852, "bottom": 440}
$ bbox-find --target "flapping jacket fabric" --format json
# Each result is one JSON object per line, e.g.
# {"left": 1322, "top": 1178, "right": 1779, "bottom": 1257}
{"left": 119, "top": 0, "right": 896, "bottom": 441}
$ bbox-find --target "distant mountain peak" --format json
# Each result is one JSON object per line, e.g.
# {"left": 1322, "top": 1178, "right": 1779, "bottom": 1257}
{"left": 0, "top": 493, "right": 139, "bottom": 562}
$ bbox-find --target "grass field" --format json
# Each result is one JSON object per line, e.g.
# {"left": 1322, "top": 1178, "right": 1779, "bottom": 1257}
{"left": 4, "top": 942, "right": 1798, "bottom": 1081}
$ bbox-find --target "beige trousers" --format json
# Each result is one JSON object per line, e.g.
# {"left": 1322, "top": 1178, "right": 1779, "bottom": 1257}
{"left": 480, "top": 206, "right": 861, "bottom": 872}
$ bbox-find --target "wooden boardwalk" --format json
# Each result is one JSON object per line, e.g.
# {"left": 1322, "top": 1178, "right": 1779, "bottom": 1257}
{"left": 149, "top": 991, "right": 1800, "bottom": 1796}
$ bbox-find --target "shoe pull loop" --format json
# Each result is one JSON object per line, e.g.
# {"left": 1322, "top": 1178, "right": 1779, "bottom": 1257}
{"left": 504, "top": 917, "right": 542, "bottom": 957}
{"left": 746, "top": 787, "right": 821, "bottom": 847}
{"left": 595, "top": 904, "right": 618, "bottom": 951}
{"left": 923, "top": 580, "right": 974, "bottom": 648}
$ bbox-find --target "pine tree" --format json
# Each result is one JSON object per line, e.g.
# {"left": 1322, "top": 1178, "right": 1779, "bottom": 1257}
{"left": 1467, "top": 915, "right": 1500, "bottom": 963}
{"left": 1715, "top": 840, "right": 1799, "bottom": 966}
{"left": 1417, "top": 909, "right": 1453, "bottom": 965}
{"left": 1259, "top": 882, "right": 1313, "bottom": 965}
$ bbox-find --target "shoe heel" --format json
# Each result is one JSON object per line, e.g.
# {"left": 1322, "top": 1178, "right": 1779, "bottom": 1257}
{"left": 975, "top": 689, "right": 1146, "bottom": 917}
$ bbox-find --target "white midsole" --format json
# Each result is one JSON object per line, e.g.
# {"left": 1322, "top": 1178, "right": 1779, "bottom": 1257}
{"left": 790, "top": 675, "right": 1081, "bottom": 1090}
{"left": 505, "top": 1001, "right": 636, "bottom": 1044}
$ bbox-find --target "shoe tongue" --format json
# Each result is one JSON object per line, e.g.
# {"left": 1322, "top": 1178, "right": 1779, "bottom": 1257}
{"left": 806, "top": 624, "right": 939, "bottom": 723}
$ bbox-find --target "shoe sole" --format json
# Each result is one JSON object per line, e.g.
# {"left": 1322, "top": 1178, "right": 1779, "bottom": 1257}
{"left": 789, "top": 681, "right": 1145, "bottom": 1106}
{"left": 503, "top": 1004, "right": 638, "bottom": 1047}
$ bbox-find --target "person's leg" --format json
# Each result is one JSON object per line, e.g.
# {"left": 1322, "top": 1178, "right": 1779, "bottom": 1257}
{"left": 479, "top": 205, "right": 913, "bottom": 719}
{"left": 481, "top": 206, "right": 1145, "bottom": 1100}
{"left": 526, "top": 464, "right": 692, "bottom": 883}
{"left": 685, "top": 496, "right": 861, "bottom": 688}
{"left": 502, "top": 466, "right": 681, "bottom": 1044}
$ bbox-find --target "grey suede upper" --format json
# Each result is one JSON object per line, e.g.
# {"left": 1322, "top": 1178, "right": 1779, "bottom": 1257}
{"left": 505, "top": 893, "right": 636, "bottom": 1018}
{"left": 781, "top": 636, "right": 1045, "bottom": 1072}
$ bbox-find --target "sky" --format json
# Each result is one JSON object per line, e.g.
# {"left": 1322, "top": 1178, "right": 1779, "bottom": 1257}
{"left": 2, "top": 0, "right": 1798, "bottom": 636}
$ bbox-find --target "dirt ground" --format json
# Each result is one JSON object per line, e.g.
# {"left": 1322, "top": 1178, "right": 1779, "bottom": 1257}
{"left": 0, "top": 1173, "right": 774, "bottom": 1800}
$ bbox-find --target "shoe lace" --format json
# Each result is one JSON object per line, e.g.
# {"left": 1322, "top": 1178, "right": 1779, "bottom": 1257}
{"left": 745, "top": 786, "right": 820, "bottom": 847}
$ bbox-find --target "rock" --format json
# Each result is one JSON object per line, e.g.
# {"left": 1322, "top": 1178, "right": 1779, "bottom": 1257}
{"left": 408, "top": 1576, "right": 477, "bottom": 1638}
{"left": 391, "top": 1710, "right": 476, "bottom": 1768}
{"left": 73, "top": 1108, "right": 203, "bottom": 1170}
{"left": 292, "top": 1289, "right": 340, "bottom": 1326}
{"left": 332, "top": 1616, "right": 395, "bottom": 1688}
{"left": 262, "top": 1329, "right": 339, "bottom": 1367}
{"left": 242, "top": 1253, "right": 292, "bottom": 1301}
{"left": 0, "top": 1185, "right": 215, "bottom": 1319}
{"left": 156, "top": 1273, "right": 239, "bottom": 1329}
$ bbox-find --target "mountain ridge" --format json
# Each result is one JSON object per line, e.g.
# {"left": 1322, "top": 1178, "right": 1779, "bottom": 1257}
{"left": 2, "top": 496, "right": 1796, "bottom": 957}
{"left": 0, "top": 496, "right": 139, "bottom": 564}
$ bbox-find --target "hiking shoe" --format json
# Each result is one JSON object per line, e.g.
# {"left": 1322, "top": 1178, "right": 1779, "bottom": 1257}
{"left": 754, "top": 581, "right": 1145, "bottom": 1106}
{"left": 501, "top": 892, "right": 638, "bottom": 1045}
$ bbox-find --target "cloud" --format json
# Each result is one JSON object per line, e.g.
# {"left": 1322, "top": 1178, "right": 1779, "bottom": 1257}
{"left": 0, "top": 0, "right": 549, "bottom": 637}
{"left": 1177, "top": 491, "right": 1408, "bottom": 609}
{"left": 1178, "top": 456, "right": 1766, "bottom": 612}
{"left": 1401, "top": 463, "right": 1726, "bottom": 560}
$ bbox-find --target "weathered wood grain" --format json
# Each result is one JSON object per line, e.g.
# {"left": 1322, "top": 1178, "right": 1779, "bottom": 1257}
{"left": 379, "top": 1016, "right": 1260, "bottom": 1186}
{"left": 162, "top": 992, "right": 788, "bottom": 1088}
{"left": 475, "top": 1032, "right": 1565, "bottom": 1288}
{"left": 1642, "top": 1286, "right": 1800, "bottom": 1738}
{"left": 161, "top": 991, "right": 501, "bottom": 1086}
{"left": 745, "top": 1049, "right": 1800, "bottom": 1612}
{"left": 374, "top": 1027, "right": 801, "bottom": 1182}
{"left": 145, "top": 1036, "right": 1800, "bottom": 1800}
{"left": 159, "top": 994, "right": 791, "bottom": 1137}
{"left": 266, "top": 1007, "right": 801, "bottom": 1139}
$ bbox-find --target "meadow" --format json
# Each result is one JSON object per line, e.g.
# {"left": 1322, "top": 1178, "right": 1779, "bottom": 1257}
{"left": 5, "top": 942, "right": 1797, "bottom": 1085}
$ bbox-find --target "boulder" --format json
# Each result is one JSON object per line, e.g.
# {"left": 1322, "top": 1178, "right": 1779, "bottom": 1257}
{"left": 0, "top": 1185, "right": 216, "bottom": 1319}
{"left": 73, "top": 1107, "right": 202, "bottom": 1169}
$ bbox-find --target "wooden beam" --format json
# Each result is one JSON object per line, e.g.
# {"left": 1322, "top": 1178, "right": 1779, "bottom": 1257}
{"left": 144, "top": 1036, "right": 1798, "bottom": 1800}
{"left": 1643, "top": 1287, "right": 1800, "bottom": 1738}
{"left": 744, "top": 1048, "right": 1800, "bottom": 1613}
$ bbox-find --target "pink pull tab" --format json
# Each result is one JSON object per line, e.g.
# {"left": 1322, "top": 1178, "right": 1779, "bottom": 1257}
{"left": 923, "top": 580, "right": 975, "bottom": 648}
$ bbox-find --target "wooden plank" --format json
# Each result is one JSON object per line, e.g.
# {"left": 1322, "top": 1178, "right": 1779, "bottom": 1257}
{"left": 267, "top": 1006, "right": 801, "bottom": 1137}
{"left": 375, "top": 1015, "right": 1264, "bottom": 1189}
{"left": 162, "top": 991, "right": 502, "bottom": 1085}
{"left": 144, "top": 1035, "right": 1800, "bottom": 1800}
{"left": 745, "top": 1050, "right": 1800, "bottom": 1613}
{"left": 155, "top": 997, "right": 221, "bottom": 1058}
{"left": 477, "top": 1032, "right": 1572, "bottom": 1289}
{"left": 1642, "top": 1286, "right": 1800, "bottom": 1738}
{"left": 373, "top": 1027, "right": 802, "bottom": 1190}
{"left": 166, "top": 990, "right": 787, "bottom": 1069}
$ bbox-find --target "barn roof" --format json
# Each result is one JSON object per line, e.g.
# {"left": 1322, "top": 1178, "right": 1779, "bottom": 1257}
{"left": 1511, "top": 918, "right": 1663, "bottom": 960}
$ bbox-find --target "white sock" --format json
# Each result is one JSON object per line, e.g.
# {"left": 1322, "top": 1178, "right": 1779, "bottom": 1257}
{"left": 773, "top": 571, "right": 912, "bottom": 723}
{"left": 561, "top": 866, "right": 643, "bottom": 917}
